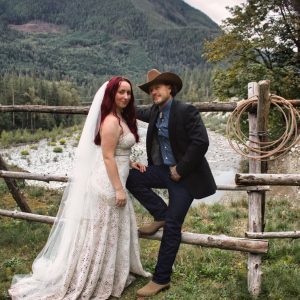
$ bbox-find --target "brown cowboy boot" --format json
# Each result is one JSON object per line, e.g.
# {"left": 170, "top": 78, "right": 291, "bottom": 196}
{"left": 136, "top": 280, "right": 170, "bottom": 297}
{"left": 138, "top": 220, "right": 165, "bottom": 235}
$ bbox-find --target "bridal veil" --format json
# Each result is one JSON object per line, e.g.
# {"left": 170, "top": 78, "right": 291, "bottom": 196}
{"left": 10, "top": 81, "right": 109, "bottom": 298}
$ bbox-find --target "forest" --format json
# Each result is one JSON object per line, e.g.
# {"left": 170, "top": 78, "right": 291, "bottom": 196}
{"left": 0, "top": 0, "right": 299, "bottom": 132}
{"left": 0, "top": 0, "right": 219, "bottom": 131}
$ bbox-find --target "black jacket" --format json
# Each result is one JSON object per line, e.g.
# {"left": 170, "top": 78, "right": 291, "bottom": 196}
{"left": 136, "top": 100, "right": 217, "bottom": 199}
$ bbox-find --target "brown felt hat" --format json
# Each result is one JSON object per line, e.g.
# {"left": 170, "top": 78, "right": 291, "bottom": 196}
{"left": 138, "top": 69, "right": 182, "bottom": 94}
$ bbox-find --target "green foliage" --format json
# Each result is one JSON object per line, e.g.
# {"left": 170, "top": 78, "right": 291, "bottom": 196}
{"left": 0, "top": 131, "right": 9, "bottom": 146}
{"left": 180, "top": 66, "right": 215, "bottom": 101}
{"left": 20, "top": 149, "right": 29, "bottom": 156}
{"left": 0, "top": 124, "right": 82, "bottom": 147}
{"left": 59, "top": 138, "right": 66, "bottom": 145}
{"left": 0, "top": 179, "right": 8, "bottom": 197}
{"left": 53, "top": 146, "right": 63, "bottom": 153}
{"left": 27, "top": 186, "right": 45, "bottom": 198}
{"left": 0, "top": 129, "right": 32, "bottom": 147}
{"left": 29, "top": 144, "right": 38, "bottom": 150}
{"left": 202, "top": 112, "right": 228, "bottom": 134}
{"left": 204, "top": 0, "right": 300, "bottom": 100}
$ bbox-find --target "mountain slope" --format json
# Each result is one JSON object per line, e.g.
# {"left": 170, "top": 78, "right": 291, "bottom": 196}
{"left": 0, "top": 0, "right": 220, "bottom": 85}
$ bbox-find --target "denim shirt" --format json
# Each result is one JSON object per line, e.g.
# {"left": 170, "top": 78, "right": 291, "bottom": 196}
{"left": 156, "top": 99, "right": 176, "bottom": 166}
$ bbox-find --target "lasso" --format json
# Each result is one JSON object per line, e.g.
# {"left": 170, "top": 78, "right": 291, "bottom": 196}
{"left": 226, "top": 95, "right": 300, "bottom": 161}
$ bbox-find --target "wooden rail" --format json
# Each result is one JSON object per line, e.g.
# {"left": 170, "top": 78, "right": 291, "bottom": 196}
{"left": 0, "top": 103, "right": 236, "bottom": 113}
{"left": 0, "top": 105, "right": 90, "bottom": 114}
{"left": 0, "top": 103, "right": 235, "bottom": 114}
{"left": 246, "top": 231, "right": 300, "bottom": 239}
{"left": 0, "top": 170, "right": 270, "bottom": 191}
{"left": 144, "top": 231, "right": 268, "bottom": 254}
{"left": 0, "top": 170, "right": 69, "bottom": 183}
{"left": 3, "top": 168, "right": 300, "bottom": 190}
{"left": 0, "top": 209, "right": 268, "bottom": 254}
{"left": 1, "top": 100, "right": 300, "bottom": 114}
{"left": 236, "top": 173, "right": 300, "bottom": 186}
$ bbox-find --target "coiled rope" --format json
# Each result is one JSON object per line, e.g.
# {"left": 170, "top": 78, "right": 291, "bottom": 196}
{"left": 226, "top": 94, "right": 300, "bottom": 161}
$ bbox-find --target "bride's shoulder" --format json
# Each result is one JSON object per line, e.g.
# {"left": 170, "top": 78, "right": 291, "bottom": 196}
{"left": 103, "top": 114, "right": 119, "bottom": 124}
{"left": 101, "top": 114, "right": 121, "bottom": 132}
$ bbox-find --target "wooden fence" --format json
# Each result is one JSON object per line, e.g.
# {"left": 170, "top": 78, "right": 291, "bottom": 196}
{"left": 0, "top": 81, "right": 299, "bottom": 297}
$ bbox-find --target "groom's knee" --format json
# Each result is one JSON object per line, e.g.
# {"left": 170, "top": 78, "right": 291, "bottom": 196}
{"left": 126, "top": 169, "right": 142, "bottom": 191}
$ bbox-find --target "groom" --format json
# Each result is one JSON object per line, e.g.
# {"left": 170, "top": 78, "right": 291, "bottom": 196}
{"left": 126, "top": 69, "right": 216, "bottom": 297}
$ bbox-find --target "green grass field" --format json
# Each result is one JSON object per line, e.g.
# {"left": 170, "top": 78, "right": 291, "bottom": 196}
{"left": 0, "top": 181, "right": 299, "bottom": 300}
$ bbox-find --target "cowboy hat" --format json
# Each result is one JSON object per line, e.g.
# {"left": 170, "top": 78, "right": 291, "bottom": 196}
{"left": 138, "top": 69, "right": 182, "bottom": 94}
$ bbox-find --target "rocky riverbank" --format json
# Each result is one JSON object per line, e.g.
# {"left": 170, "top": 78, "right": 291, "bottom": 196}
{"left": 0, "top": 121, "right": 244, "bottom": 204}
{"left": 4, "top": 121, "right": 300, "bottom": 207}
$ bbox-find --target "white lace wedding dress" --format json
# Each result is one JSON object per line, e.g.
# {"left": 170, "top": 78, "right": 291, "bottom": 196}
{"left": 9, "top": 131, "right": 150, "bottom": 300}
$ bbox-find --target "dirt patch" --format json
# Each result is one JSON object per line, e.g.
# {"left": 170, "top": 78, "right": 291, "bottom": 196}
{"left": 8, "top": 21, "right": 66, "bottom": 33}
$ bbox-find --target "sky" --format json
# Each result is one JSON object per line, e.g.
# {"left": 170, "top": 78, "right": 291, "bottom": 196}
{"left": 184, "top": 0, "right": 247, "bottom": 25}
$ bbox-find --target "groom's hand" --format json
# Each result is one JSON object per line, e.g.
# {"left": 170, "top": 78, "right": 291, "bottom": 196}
{"left": 170, "top": 166, "right": 181, "bottom": 182}
{"left": 131, "top": 161, "right": 147, "bottom": 173}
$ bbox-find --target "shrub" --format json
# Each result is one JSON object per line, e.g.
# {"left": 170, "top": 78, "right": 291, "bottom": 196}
{"left": 59, "top": 139, "right": 66, "bottom": 145}
{"left": 53, "top": 147, "right": 63, "bottom": 153}
{"left": 28, "top": 186, "right": 45, "bottom": 198}
{"left": 0, "top": 130, "right": 12, "bottom": 147}
{"left": 20, "top": 150, "right": 29, "bottom": 156}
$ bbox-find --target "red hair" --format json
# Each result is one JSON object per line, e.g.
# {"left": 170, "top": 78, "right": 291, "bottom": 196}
{"left": 94, "top": 76, "right": 139, "bottom": 145}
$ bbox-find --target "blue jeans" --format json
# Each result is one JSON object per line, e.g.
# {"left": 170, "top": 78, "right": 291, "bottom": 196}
{"left": 126, "top": 165, "right": 194, "bottom": 284}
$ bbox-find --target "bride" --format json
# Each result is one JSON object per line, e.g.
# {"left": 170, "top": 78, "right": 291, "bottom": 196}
{"left": 9, "top": 77, "right": 150, "bottom": 299}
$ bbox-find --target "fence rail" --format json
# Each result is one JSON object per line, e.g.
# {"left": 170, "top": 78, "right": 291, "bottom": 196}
{"left": 1, "top": 100, "right": 300, "bottom": 114}
{"left": 236, "top": 173, "right": 300, "bottom": 186}
{"left": 245, "top": 231, "right": 300, "bottom": 239}
{"left": 0, "top": 170, "right": 270, "bottom": 191}
{"left": 0, "top": 208, "right": 268, "bottom": 254}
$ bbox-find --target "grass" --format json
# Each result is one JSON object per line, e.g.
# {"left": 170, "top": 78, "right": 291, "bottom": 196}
{"left": 202, "top": 112, "right": 229, "bottom": 135}
{"left": 0, "top": 181, "right": 299, "bottom": 300}
{"left": 20, "top": 150, "right": 29, "bottom": 156}
{"left": 0, "top": 124, "right": 83, "bottom": 148}
{"left": 53, "top": 146, "right": 63, "bottom": 153}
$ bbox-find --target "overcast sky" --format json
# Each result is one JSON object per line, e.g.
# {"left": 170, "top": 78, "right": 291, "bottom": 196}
{"left": 184, "top": 0, "right": 247, "bottom": 25}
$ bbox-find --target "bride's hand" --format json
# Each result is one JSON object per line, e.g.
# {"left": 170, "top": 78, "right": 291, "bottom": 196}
{"left": 115, "top": 188, "right": 127, "bottom": 207}
{"left": 131, "top": 161, "right": 147, "bottom": 173}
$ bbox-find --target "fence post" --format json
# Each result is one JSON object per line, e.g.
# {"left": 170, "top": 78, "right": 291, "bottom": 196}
{"left": 247, "top": 80, "right": 271, "bottom": 296}
{"left": 247, "top": 82, "right": 261, "bottom": 297}
{"left": 0, "top": 155, "right": 31, "bottom": 213}
{"left": 257, "top": 80, "right": 271, "bottom": 230}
